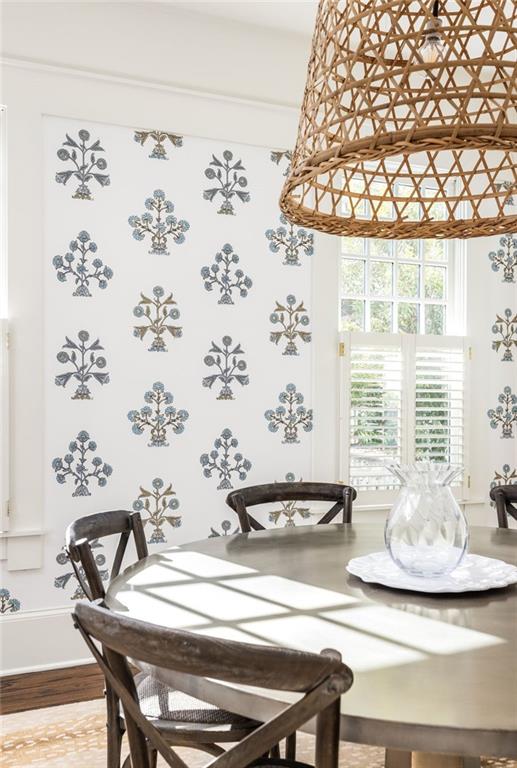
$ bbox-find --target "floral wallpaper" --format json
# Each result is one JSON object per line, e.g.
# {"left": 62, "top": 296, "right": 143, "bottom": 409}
{"left": 485, "top": 234, "right": 517, "bottom": 511}
{"left": 1, "top": 117, "right": 314, "bottom": 611}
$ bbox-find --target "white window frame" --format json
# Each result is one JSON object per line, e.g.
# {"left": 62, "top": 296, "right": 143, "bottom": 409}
{"left": 339, "top": 331, "right": 471, "bottom": 506}
{"left": 340, "top": 237, "right": 455, "bottom": 335}
{"left": 339, "top": 174, "right": 466, "bottom": 337}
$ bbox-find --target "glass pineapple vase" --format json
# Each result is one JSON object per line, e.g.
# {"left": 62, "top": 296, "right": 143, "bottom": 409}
{"left": 385, "top": 463, "right": 468, "bottom": 578}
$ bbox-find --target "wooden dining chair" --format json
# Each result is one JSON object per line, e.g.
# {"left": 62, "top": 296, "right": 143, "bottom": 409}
{"left": 65, "top": 510, "right": 259, "bottom": 768}
{"left": 226, "top": 482, "right": 357, "bottom": 533}
{"left": 73, "top": 600, "right": 353, "bottom": 768}
{"left": 489, "top": 484, "right": 517, "bottom": 528}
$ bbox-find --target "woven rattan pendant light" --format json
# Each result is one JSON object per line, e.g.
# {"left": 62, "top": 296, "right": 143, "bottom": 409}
{"left": 280, "top": 0, "right": 517, "bottom": 239}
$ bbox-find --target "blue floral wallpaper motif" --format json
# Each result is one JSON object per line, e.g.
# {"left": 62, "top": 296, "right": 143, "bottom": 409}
{"left": 209, "top": 519, "right": 239, "bottom": 537}
{"left": 487, "top": 386, "right": 517, "bottom": 439}
{"left": 203, "top": 150, "right": 250, "bottom": 215}
{"left": 56, "top": 129, "right": 110, "bottom": 200}
{"left": 265, "top": 383, "right": 313, "bottom": 444}
{"left": 129, "top": 189, "right": 190, "bottom": 254}
{"left": 53, "top": 231, "right": 113, "bottom": 296}
{"left": 133, "top": 286, "right": 182, "bottom": 352}
{"left": 54, "top": 541, "right": 108, "bottom": 599}
{"left": 0, "top": 589, "right": 21, "bottom": 614}
{"left": 270, "top": 149, "right": 292, "bottom": 177}
{"left": 134, "top": 129, "right": 183, "bottom": 160}
{"left": 132, "top": 478, "right": 181, "bottom": 544}
{"left": 488, "top": 235, "right": 517, "bottom": 283}
{"left": 128, "top": 382, "right": 189, "bottom": 447}
{"left": 52, "top": 431, "right": 113, "bottom": 497}
{"left": 270, "top": 295, "right": 311, "bottom": 356}
{"left": 265, "top": 213, "right": 314, "bottom": 266}
{"left": 491, "top": 308, "right": 517, "bottom": 362}
{"left": 201, "top": 243, "right": 252, "bottom": 304}
{"left": 203, "top": 336, "right": 249, "bottom": 400}
{"left": 55, "top": 331, "right": 109, "bottom": 399}
{"left": 269, "top": 472, "right": 310, "bottom": 526}
{"left": 490, "top": 465, "right": 517, "bottom": 506}
{"left": 200, "top": 429, "right": 252, "bottom": 490}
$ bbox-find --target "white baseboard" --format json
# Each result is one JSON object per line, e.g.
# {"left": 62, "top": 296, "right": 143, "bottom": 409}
{"left": 0, "top": 606, "right": 93, "bottom": 676}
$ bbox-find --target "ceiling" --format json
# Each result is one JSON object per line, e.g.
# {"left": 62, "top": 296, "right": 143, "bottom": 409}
{"left": 2, "top": 1, "right": 318, "bottom": 38}
{"left": 172, "top": 1, "right": 317, "bottom": 37}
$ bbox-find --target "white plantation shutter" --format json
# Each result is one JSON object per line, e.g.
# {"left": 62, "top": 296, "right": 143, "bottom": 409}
{"left": 341, "top": 335, "right": 403, "bottom": 491}
{"left": 340, "top": 332, "right": 469, "bottom": 498}
{"left": 414, "top": 340, "right": 466, "bottom": 468}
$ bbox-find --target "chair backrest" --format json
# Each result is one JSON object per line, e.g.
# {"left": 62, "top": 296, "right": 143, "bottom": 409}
{"left": 65, "top": 510, "right": 148, "bottom": 600}
{"left": 489, "top": 485, "right": 517, "bottom": 529}
{"left": 73, "top": 601, "right": 353, "bottom": 768}
{"left": 226, "top": 482, "right": 357, "bottom": 533}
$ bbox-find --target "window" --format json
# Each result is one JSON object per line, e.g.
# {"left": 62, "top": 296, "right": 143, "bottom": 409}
{"left": 338, "top": 176, "right": 468, "bottom": 499}
{"left": 340, "top": 333, "right": 469, "bottom": 500}
{"left": 340, "top": 181, "right": 454, "bottom": 336}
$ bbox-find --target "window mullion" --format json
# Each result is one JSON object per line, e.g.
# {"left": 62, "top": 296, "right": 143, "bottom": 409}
{"left": 339, "top": 331, "right": 352, "bottom": 483}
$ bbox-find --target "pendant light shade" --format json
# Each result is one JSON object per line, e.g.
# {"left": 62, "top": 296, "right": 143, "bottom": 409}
{"left": 280, "top": 0, "right": 517, "bottom": 239}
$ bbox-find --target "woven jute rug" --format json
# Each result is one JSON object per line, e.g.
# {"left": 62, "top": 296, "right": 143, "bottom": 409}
{"left": 1, "top": 699, "right": 515, "bottom": 768}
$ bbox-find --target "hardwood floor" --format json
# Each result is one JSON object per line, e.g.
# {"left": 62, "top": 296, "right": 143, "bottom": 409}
{"left": 0, "top": 664, "right": 105, "bottom": 715}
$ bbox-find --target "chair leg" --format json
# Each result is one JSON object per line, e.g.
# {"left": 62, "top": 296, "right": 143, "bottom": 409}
{"left": 286, "top": 733, "right": 297, "bottom": 760}
{"left": 147, "top": 746, "right": 158, "bottom": 768}
{"left": 385, "top": 750, "right": 412, "bottom": 768}
{"left": 106, "top": 687, "right": 124, "bottom": 768}
{"left": 462, "top": 760, "right": 480, "bottom": 768}
{"left": 315, "top": 699, "right": 340, "bottom": 768}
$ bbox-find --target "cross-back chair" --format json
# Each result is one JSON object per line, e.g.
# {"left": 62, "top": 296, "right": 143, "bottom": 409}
{"left": 489, "top": 485, "right": 517, "bottom": 528}
{"left": 73, "top": 600, "right": 353, "bottom": 768}
{"left": 65, "top": 510, "right": 259, "bottom": 768}
{"left": 226, "top": 482, "right": 357, "bottom": 533}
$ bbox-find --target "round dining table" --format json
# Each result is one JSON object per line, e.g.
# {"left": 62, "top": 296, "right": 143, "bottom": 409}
{"left": 106, "top": 523, "right": 517, "bottom": 765}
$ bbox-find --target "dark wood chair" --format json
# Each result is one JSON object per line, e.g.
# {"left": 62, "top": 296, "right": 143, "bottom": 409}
{"left": 226, "top": 482, "right": 357, "bottom": 533}
{"left": 489, "top": 485, "right": 517, "bottom": 528}
{"left": 73, "top": 600, "right": 353, "bottom": 768}
{"left": 65, "top": 510, "right": 259, "bottom": 768}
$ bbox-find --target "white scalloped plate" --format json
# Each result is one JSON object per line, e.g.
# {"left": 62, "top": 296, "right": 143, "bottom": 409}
{"left": 346, "top": 551, "right": 517, "bottom": 593}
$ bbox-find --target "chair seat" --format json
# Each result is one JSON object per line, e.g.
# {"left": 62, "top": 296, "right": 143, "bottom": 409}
{"left": 135, "top": 672, "right": 257, "bottom": 729}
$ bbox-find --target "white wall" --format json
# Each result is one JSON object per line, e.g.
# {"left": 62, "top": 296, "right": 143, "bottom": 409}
{"left": 0, "top": 1, "right": 316, "bottom": 673}
{"left": 1, "top": 2, "right": 516, "bottom": 674}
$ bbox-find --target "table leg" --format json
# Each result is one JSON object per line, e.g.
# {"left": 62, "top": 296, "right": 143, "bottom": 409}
{"left": 412, "top": 753, "right": 464, "bottom": 768}
{"left": 386, "top": 749, "right": 412, "bottom": 768}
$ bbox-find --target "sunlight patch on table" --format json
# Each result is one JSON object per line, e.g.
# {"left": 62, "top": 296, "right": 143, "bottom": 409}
{"left": 124, "top": 563, "right": 191, "bottom": 587}
{"left": 159, "top": 551, "right": 256, "bottom": 578}
{"left": 107, "top": 588, "right": 207, "bottom": 628}
{"left": 227, "top": 575, "right": 358, "bottom": 610}
{"left": 322, "top": 606, "right": 505, "bottom": 654}
{"left": 158, "top": 582, "right": 286, "bottom": 622}
{"left": 238, "top": 615, "right": 426, "bottom": 671}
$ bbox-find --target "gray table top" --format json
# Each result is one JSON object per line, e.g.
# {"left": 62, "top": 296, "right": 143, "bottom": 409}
{"left": 106, "top": 523, "right": 517, "bottom": 757}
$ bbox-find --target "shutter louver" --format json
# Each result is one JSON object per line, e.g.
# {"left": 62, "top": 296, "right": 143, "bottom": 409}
{"left": 349, "top": 343, "right": 403, "bottom": 491}
{"left": 414, "top": 344, "right": 465, "bottom": 473}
